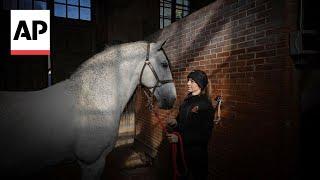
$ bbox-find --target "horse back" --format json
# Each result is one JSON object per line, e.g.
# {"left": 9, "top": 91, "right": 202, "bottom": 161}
{"left": 0, "top": 80, "right": 77, "bottom": 173}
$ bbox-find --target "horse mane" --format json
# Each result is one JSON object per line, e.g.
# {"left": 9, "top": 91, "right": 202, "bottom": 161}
{"left": 70, "top": 41, "right": 148, "bottom": 80}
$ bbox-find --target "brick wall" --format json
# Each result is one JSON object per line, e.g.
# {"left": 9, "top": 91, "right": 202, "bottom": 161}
{"left": 135, "top": 0, "right": 299, "bottom": 179}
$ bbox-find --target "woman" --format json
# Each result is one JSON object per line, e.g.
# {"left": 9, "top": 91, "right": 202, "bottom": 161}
{"left": 167, "top": 70, "right": 214, "bottom": 180}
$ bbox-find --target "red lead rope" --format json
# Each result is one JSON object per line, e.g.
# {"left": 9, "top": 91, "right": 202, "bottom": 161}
{"left": 171, "top": 132, "right": 188, "bottom": 180}
{"left": 153, "top": 111, "right": 188, "bottom": 180}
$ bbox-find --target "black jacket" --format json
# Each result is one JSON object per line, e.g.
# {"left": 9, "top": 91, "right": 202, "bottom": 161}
{"left": 173, "top": 93, "right": 215, "bottom": 147}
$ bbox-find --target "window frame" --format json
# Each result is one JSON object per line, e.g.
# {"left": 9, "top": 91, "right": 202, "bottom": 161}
{"left": 3, "top": 0, "right": 48, "bottom": 10}
{"left": 160, "top": 0, "right": 190, "bottom": 29}
{"left": 54, "top": 0, "right": 92, "bottom": 21}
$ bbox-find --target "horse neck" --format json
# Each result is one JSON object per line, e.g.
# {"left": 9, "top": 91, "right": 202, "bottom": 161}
{"left": 70, "top": 42, "right": 147, "bottom": 115}
{"left": 117, "top": 52, "right": 146, "bottom": 112}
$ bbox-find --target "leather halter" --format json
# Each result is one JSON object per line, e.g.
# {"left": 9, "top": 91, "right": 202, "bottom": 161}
{"left": 139, "top": 43, "right": 174, "bottom": 96}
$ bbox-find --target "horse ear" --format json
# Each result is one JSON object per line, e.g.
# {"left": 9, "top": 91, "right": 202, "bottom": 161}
{"left": 155, "top": 39, "right": 167, "bottom": 50}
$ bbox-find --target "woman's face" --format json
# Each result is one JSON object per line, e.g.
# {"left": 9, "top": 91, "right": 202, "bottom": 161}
{"left": 187, "top": 78, "right": 201, "bottom": 94}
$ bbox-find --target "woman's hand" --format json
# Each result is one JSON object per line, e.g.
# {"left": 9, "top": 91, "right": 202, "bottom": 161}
{"left": 166, "top": 118, "right": 177, "bottom": 127}
{"left": 166, "top": 133, "right": 178, "bottom": 143}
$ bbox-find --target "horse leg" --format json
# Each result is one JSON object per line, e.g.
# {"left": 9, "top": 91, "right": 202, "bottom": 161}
{"left": 79, "top": 155, "right": 106, "bottom": 180}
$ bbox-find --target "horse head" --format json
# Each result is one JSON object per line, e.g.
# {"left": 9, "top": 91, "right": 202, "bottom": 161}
{"left": 140, "top": 40, "right": 176, "bottom": 109}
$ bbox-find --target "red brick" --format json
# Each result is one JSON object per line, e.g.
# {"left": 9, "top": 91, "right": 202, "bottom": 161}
{"left": 217, "top": 18, "right": 230, "bottom": 26}
{"left": 256, "top": 23, "right": 272, "bottom": 31}
{"left": 238, "top": 28, "right": 256, "bottom": 37}
{"left": 224, "top": 33, "right": 237, "bottom": 40}
{"left": 224, "top": 0, "right": 238, "bottom": 6}
{"left": 247, "top": 45, "right": 265, "bottom": 52}
{"left": 222, "top": 45, "right": 233, "bottom": 52}
{"left": 248, "top": 18, "right": 266, "bottom": 28}
{"left": 217, "top": 62, "right": 230, "bottom": 68}
{"left": 217, "top": 40, "right": 230, "bottom": 48}
{"left": 205, "top": 54, "right": 217, "bottom": 59}
{"left": 239, "top": 15, "right": 256, "bottom": 26}
{"left": 230, "top": 48, "right": 245, "bottom": 55}
{"left": 256, "top": 50, "right": 276, "bottom": 58}
{"left": 238, "top": 53, "right": 255, "bottom": 60}
{"left": 217, "top": 52, "right": 230, "bottom": 57}
{"left": 247, "top": 58, "right": 265, "bottom": 65}
{"left": 230, "top": 72, "right": 245, "bottom": 79}
{"left": 237, "top": 61, "right": 246, "bottom": 67}
{"left": 199, "top": 50, "right": 211, "bottom": 56}
{"left": 247, "top": 32, "right": 265, "bottom": 40}
{"left": 194, "top": 56, "right": 204, "bottom": 61}
{"left": 239, "top": 1, "right": 256, "bottom": 12}
{"left": 231, "top": 11, "right": 246, "bottom": 21}
{"left": 238, "top": 66, "right": 254, "bottom": 72}
{"left": 211, "top": 47, "right": 223, "bottom": 53}
{"left": 200, "top": 60, "right": 210, "bottom": 66}
{"left": 231, "top": 37, "right": 246, "bottom": 44}
{"left": 238, "top": 40, "right": 255, "bottom": 48}
{"left": 256, "top": 64, "right": 273, "bottom": 71}
{"left": 247, "top": 5, "right": 266, "bottom": 15}
{"left": 256, "top": 9, "right": 271, "bottom": 19}
{"left": 222, "top": 67, "right": 237, "bottom": 73}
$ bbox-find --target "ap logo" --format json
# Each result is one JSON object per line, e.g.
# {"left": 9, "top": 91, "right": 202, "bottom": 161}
{"left": 11, "top": 10, "right": 50, "bottom": 55}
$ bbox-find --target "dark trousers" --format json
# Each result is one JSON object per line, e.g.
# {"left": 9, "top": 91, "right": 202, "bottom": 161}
{"left": 178, "top": 146, "right": 208, "bottom": 180}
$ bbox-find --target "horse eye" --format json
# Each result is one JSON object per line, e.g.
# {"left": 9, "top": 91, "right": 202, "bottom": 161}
{"left": 161, "top": 62, "right": 168, "bottom": 68}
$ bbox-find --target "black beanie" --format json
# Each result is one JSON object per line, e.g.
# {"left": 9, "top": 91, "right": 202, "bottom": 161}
{"left": 187, "top": 70, "right": 208, "bottom": 89}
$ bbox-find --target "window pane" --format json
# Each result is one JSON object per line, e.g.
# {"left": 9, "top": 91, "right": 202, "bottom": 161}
{"left": 160, "top": 19, "right": 163, "bottom": 29}
{"left": 164, "top": 2, "right": 171, "bottom": 8}
{"left": 80, "top": 7, "right": 91, "bottom": 20}
{"left": 164, "top": 8, "right": 171, "bottom": 18}
{"left": 164, "top": 19, "right": 171, "bottom": 27}
{"left": 19, "top": 0, "right": 32, "bottom": 9}
{"left": 54, "top": 4, "right": 66, "bottom": 17}
{"left": 34, "top": 1, "right": 47, "bottom": 9}
{"left": 184, "top": 10, "right": 189, "bottom": 16}
{"left": 184, "top": 0, "right": 190, "bottom": 6}
{"left": 67, "top": 0, "right": 78, "bottom": 5}
{"left": 160, "top": 7, "right": 163, "bottom": 16}
{"left": 68, "top": 5, "right": 79, "bottom": 19}
{"left": 55, "top": 0, "right": 66, "bottom": 3}
{"left": 176, "top": 5, "right": 182, "bottom": 10}
{"left": 176, "top": 9, "right": 182, "bottom": 19}
{"left": 80, "top": 0, "right": 90, "bottom": 7}
{"left": 176, "top": 0, "right": 182, "bottom": 4}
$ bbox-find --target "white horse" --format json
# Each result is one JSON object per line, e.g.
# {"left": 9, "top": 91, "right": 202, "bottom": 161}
{"left": 0, "top": 40, "right": 176, "bottom": 179}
